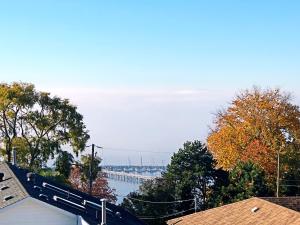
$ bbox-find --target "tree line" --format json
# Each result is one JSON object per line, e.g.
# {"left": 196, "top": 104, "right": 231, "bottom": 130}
{"left": 0, "top": 82, "right": 116, "bottom": 201}
{"left": 0, "top": 82, "right": 299, "bottom": 225}
{"left": 121, "top": 87, "right": 300, "bottom": 225}
{"left": 0, "top": 82, "right": 89, "bottom": 168}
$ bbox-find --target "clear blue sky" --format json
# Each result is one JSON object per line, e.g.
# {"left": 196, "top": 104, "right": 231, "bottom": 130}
{"left": 0, "top": 1, "right": 300, "bottom": 164}
{"left": 1, "top": 0, "right": 299, "bottom": 88}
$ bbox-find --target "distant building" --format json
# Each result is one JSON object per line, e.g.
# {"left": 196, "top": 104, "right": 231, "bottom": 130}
{"left": 167, "top": 197, "right": 300, "bottom": 225}
{"left": 0, "top": 161, "right": 144, "bottom": 225}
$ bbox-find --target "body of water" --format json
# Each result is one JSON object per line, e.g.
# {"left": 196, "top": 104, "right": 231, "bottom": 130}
{"left": 107, "top": 171, "right": 162, "bottom": 204}
{"left": 108, "top": 178, "right": 140, "bottom": 204}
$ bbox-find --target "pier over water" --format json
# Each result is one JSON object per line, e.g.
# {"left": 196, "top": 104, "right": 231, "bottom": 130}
{"left": 102, "top": 165, "right": 166, "bottom": 184}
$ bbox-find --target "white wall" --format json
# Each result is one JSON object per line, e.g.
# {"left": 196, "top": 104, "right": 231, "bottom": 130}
{"left": 78, "top": 216, "right": 90, "bottom": 225}
{"left": 0, "top": 197, "right": 79, "bottom": 225}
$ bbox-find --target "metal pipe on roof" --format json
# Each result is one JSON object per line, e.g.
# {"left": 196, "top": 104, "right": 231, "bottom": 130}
{"left": 12, "top": 148, "right": 17, "bottom": 166}
{"left": 101, "top": 198, "right": 107, "bottom": 225}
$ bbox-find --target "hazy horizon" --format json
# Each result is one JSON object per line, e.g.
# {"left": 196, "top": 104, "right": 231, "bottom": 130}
{"left": 1, "top": 1, "right": 300, "bottom": 165}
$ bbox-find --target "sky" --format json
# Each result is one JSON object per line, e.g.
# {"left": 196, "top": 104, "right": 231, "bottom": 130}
{"left": 0, "top": 1, "right": 300, "bottom": 165}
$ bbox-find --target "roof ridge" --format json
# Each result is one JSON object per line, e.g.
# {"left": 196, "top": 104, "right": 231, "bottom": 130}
{"left": 191, "top": 197, "right": 262, "bottom": 215}
{"left": 167, "top": 197, "right": 300, "bottom": 224}
{"left": 256, "top": 197, "right": 300, "bottom": 214}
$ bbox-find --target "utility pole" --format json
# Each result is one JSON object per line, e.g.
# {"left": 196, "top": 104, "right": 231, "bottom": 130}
{"left": 88, "top": 144, "right": 103, "bottom": 195}
{"left": 276, "top": 149, "right": 280, "bottom": 197}
{"left": 194, "top": 197, "right": 197, "bottom": 213}
{"left": 89, "top": 144, "right": 95, "bottom": 195}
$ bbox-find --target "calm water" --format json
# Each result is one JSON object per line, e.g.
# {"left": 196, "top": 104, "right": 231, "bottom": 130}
{"left": 108, "top": 171, "right": 162, "bottom": 204}
{"left": 108, "top": 179, "right": 140, "bottom": 204}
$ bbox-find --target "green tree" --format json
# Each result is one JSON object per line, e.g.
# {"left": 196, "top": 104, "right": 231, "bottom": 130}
{"left": 215, "top": 161, "right": 269, "bottom": 205}
{"left": 38, "top": 167, "right": 68, "bottom": 185}
{"left": 0, "top": 82, "right": 89, "bottom": 169}
{"left": 54, "top": 151, "right": 74, "bottom": 178}
{"left": 280, "top": 144, "right": 300, "bottom": 195}
{"left": 121, "top": 178, "right": 175, "bottom": 225}
{"left": 80, "top": 153, "right": 102, "bottom": 182}
{"left": 0, "top": 82, "right": 36, "bottom": 162}
{"left": 122, "top": 141, "right": 224, "bottom": 225}
{"left": 165, "top": 141, "right": 218, "bottom": 210}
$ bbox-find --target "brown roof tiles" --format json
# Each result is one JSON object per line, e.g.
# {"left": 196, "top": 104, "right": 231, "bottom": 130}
{"left": 167, "top": 197, "right": 300, "bottom": 225}
{"left": 0, "top": 162, "right": 28, "bottom": 208}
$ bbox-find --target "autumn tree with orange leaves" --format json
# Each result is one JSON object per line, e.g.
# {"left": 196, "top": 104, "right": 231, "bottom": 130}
{"left": 68, "top": 154, "right": 116, "bottom": 202}
{"left": 207, "top": 87, "right": 300, "bottom": 195}
{"left": 69, "top": 166, "right": 117, "bottom": 203}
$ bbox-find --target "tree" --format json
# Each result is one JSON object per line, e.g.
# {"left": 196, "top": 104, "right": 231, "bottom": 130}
{"left": 207, "top": 87, "right": 300, "bottom": 194}
{"left": 54, "top": 151, "right": 74, "bottom": 178}
{"left": 69, "top": 166, "right": 116, "bottom": 203}
{"left": 165, "top": 141, "right": 218, "bottom": 209}
{"left": 0, "top": 82, "right": 36, "bottom": 162}
{"left": 121, "top": 178, "right": 175, "bottom": 225}
{"left": 122, "top": 141, "right": 224, "bottom": 225}
{"left": 38, "top": 167, "right": 69, "bottom": 185}
{"left": 80, "top": 153, "right": 102, "bottom": 182}
{"left": 68, "top": 154, "right": 116, "bottom": 202}
{"left": 280, "top": 143, "right": 300, "bottom": 196}
{"left": 214, "top": 161, "right": 269, "bottom": 205}
{"left": 0, "top": 82, "right": 90, "bottom": 169}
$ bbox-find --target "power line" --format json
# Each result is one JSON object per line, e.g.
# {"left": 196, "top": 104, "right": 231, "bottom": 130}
{"left": 280, "top": 184, "right": 300, "bottom": 187}
{"left": 138, "top": 207, "right": 195, "bottom": 220}
{"left": 121, "top": 195, "right": 195, "bottom": 204}
{"left": 280, "top": 179, "right": 300, "bottom": 181}
{"left": 86, "top": 144, "right": 102, "bottom": 149}
{"left": 102, "top": 147, "right": 174, "bottom": 154}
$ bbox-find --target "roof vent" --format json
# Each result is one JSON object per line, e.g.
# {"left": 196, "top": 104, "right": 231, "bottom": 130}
{"left": 27, "top": 172, "right": 36, "bottom": 182}
{"left": 39, "top": 194, "right": 49, "bottom": 201}
{"left": 251, "top": 207, "right": 259, "bottom": 213}
{"left": 0, "top": 186, "right": 9, "bottom": 191}
{"left": 34, "top": 185, "right": 42, "bottom": 191}
{"left": 116, "top": 212, "right": 122, "bottom": 219}
{"left": 3, "top": 195, "right": 14, "bottom": 201}
{"left": 0, "top": 173, "right": 4, "bottom": 181}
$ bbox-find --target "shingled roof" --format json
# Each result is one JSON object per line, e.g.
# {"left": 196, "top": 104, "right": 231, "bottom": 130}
{"left": 167, "top": 197, "right": 300, "bottom": 225}
{"left": 0, "top": 161, "right": 144, "bottom": 225}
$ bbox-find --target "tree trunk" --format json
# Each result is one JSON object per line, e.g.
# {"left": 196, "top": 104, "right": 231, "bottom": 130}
{"left": 29, "top": 156, "right": 35, "bottom": 169}
{"left": 6, "top": 141, "right": 12, "bottom": 163}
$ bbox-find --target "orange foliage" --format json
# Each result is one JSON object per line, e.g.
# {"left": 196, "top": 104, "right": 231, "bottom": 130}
{"left": 69, "top": 167, "right": 116, "bottom": 203}
{"left": 207, "top": 87, "right": 300, "bottom": 178}
{"left": 242, "top": 140, "right": 276, "bottom": 175}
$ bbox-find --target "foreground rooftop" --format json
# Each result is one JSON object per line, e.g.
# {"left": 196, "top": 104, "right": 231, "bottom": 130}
{"left": 167, "top": 197, "right": 300, "bottom": 225}
{"left": 0, "top": 161, "right": 144, "bottom": 225}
